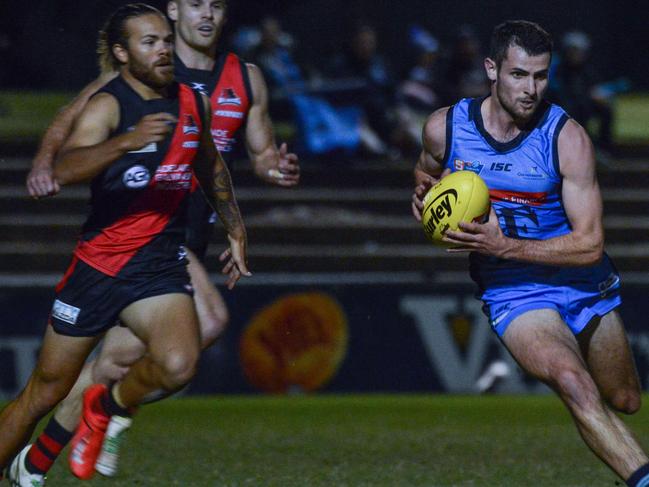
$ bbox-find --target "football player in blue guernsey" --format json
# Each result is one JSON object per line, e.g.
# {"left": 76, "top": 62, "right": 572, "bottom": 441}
{"left": 412, "top": 20, "right": 649, "bottom": 486}
{"left": 20, "top": 0, "right": 299, "bottom": 482}
{"left": 2, "top": 4, "right": 252, "bottom": 486}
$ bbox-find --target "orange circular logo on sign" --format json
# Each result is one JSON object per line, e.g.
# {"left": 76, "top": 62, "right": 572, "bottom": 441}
{"left": 239, "top": 292, "right": 348, "bottom": 393}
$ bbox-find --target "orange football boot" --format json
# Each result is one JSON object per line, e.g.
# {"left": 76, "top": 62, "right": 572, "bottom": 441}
{"left": 68, "top": 384, "right": 110, "bottom": 479}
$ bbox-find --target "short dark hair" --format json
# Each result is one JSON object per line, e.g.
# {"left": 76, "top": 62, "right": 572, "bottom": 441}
{"left": 489, "top": 20, "right": 553, "bottom": 68}
{"left": 97, "top": 3, "right": 166, "bottom": 74}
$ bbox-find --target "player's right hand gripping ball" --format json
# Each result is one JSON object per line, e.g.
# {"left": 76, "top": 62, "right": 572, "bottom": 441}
{"left": 421, "top": 170, "right": 490, "bottom": 245}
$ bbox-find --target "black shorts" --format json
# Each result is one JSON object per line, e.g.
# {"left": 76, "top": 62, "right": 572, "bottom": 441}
{"left": 50, "top": 256, "right": 193, "bottom": 337}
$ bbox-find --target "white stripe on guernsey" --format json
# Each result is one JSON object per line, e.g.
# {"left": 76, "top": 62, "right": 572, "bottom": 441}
{"left": 637, "top": 477, "right": 649, "bottom": 487}
{"left": 128, "top": 142, "right": 157, "bottom": 154}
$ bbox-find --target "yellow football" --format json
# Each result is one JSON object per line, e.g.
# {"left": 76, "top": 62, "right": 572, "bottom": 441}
{"left": 421, "top": 170, "right": 490, "bottom": 245}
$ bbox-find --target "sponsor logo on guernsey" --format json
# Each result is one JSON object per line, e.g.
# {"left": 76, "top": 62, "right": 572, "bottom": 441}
{"left": 123, "top": 165, "right": 151, "bottom": 188}
{"left": 453, "top": 159, "right": 484, "bottom": 174}
{"left": 517, "top": 165, "right": 544, "bottom": 179}
{"left": 183, "top": 114, "right": 199, "bottom": 135}
{"left": 153, "top": 163, "right": 193, "bottom": 190}
{"left": 190, "top": 82, "right": 208, "bottom": 94}
{"left": 211, "top": 128, "right": 235, "bottom": 151}
{"left": 489, "top": 189, "right": 548, "bottom": 206}
{"left": 217, "top": 87, "right": 242, "bottom": 106}
{"left": 52, "top": 299, "right": 81, "bottom": 325}
{"left": 215, "top": 109, "right": 244, "bottom": 119}
{"left": 182, "top": 141, "right": 200, "bottom": 148}
{"left": 489, "top": 162, "right": 512, "bottom": 172}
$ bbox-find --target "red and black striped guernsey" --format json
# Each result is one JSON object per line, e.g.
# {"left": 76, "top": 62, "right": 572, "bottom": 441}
{"left": 73, "top": 76, "right": 204, "bottom": 278}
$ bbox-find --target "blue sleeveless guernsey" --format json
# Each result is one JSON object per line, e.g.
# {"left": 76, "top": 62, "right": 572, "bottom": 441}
{"left": 444, "top": 96, "right": 620, "bottom": 336}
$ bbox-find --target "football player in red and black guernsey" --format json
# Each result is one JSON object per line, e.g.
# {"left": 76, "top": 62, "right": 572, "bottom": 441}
{"left": 3, "top": 4, "right": 252, "bottom": 485}
{"left": 21, "top": 0, "right": 299, "bottom": 482}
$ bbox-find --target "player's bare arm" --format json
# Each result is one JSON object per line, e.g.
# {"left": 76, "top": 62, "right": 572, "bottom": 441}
{"left": 194, "top": 94, "right": 251, "bottom": 288}
{"left": 54, "top": 93, "right": 175, "bottom": 185}
{"left": 445, "top": 120, "right": 605, "bottom": 266}
{"left": 412, "top": 106, "right": 451, "bottom": 221}
{"left": 27, "top": 72, "right": 117, "bottom": 198}
{"left": 244, "top": 63, "right": 300, "bottom": 187}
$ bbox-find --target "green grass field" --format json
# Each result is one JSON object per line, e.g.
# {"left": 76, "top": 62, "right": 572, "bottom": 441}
{"left": 12, "top": 394, "right": 649, "bottom": 486}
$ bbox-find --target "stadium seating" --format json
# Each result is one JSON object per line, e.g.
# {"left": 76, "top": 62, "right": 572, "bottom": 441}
{"left": 0, "top": 157, "right": 648, "bottom": 287}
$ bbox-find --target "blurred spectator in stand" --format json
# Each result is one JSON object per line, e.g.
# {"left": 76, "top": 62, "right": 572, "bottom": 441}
{"left": 549, "top": 31, "right": 629, "bottom": 153}
{"left": 440, "top": 25, "right": 489, "bottom": 104}
{"left": 395, "top": 25, "right": 443, "bottom": 155}
{"left": 250, "top": 17, "right": 372, "bottom": 158}
{"left": 251, "top": 17, "right": 302, "bottom": 118}
{"left": 327, "top": 21, "right": 400, "bottom": 157}
{"left": 230, "top": 25, "right": 262, "bottom": 60}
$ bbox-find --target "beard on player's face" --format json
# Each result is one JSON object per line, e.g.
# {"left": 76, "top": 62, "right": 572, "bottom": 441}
{"left": 496, "top": 80, "right": 542, "bottom": 124}
{"left": 129, "top": 52, "right": 174, "bottom": 89}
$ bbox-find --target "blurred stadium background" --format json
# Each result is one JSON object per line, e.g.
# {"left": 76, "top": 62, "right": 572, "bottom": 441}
{"left": 1, "top": 0, "right": 649, "bottom": 485}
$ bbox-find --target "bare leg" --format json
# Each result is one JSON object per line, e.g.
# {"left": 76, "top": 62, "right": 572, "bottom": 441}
{"left": 114, "top": 293, "right": 201, "bottom": 408}
{"left": 106, "top": 253, "right": 227, "bottom": 407}
{"left": 502, "top": 309, "right": 649, "bottom": 480}
{"left": 53, "top": 326, "right": 146, "bottom": 432}
{"left": 52, "top": 363, "right": 95, "bottom": 433}
{"left": 0, "top": 326, "right": 97, "bottom": 468}
{"left": 186, "top": 248, "right": 229, "bottom": 349}
{"left": 56, "top": 254, "right": 226, "bottom": 434}
{"left": 578, "top": 310, "right": 641, "bottom": 414}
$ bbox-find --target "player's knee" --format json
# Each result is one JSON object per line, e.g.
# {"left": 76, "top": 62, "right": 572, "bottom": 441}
{"left": 553, "top": 368, "right": 598, "bottom": 411}
{"left": 29, "top": 370, "right": 72, "bottom": 415}
{"left": 94, "top": 342, "right": 145, "bottom": 383}
{"left": 94, "top": 354, "right": 130, "bottom": 383}
{"left": 200, "top": 305, "right": 229, "bottom": 349}
{"left": 608, "top": 388, "right": 641, "bottom": 415}
{"left": 160, "top": 347, "right": 199, "bottom": 389}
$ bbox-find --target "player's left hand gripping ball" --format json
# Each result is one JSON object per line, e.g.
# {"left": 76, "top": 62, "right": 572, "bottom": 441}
{"left": 421, "top": 170, "right": 490, "bottom": 245}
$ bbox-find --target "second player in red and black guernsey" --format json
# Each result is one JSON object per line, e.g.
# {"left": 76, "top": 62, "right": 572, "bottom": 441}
{"left": 2, "top": 4, "right": 253, "bottom": 485}
{"left": 18, "top": 0, "right": 301, "bottom": 484}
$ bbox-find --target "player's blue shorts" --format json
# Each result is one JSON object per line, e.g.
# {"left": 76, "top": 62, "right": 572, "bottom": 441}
{"left": 482, "top": 271, "right": 621, "bottom": 337}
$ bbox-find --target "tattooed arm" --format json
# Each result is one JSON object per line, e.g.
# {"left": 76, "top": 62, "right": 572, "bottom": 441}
{"left": 194, "top": 93, "right": 251, "bottom": 287}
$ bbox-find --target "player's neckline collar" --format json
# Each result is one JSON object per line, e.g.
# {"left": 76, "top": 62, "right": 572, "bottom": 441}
{"left": 174, "top": 51, "right": 227, "bottom": 76}
{"left": 470, "top": 96, "right": 550, "bottom": 153}
{"left": 116, "top": 74, "right": 179, "bottom": 102}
